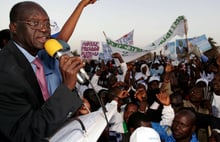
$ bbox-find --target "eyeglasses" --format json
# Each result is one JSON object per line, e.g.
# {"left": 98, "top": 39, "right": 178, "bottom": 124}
{"left": 16, "top": 20, "right": 51, "bottom": 30}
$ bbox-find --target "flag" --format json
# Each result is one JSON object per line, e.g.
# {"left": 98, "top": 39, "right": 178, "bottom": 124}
{"left": 144, "top": 15, "right": 188, "bottom": 50}
{"left": 116, "top": 30, "right": 134, "bottom": 45}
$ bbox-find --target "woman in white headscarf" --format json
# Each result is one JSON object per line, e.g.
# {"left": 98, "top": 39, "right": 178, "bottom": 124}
{"left": 135, "top": 63, "right": 150, "bottom": 85}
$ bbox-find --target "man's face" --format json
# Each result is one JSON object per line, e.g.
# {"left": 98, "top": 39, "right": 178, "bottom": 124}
{"left": 78, "top": 98, "right": 91, "bottom": 115}
{"left": 12, "top": 4, "right": 51, "bottom": 56}
{"left": 123, "top": 104, "right": 138, "bottom": 123}
{"left": 170, "top": 97, "right": 183, "bottom": 113}
{"left": 149, "top": 81, "right": 159, "bottom": 90}
{"left": 189, "top": 87, "right": 203, "bottom": 102}
{"left": 212, "top": 74, "right": 220, "bottom": 96}
{"left": 171, "top": 113, "right": 195, "bottom": 140}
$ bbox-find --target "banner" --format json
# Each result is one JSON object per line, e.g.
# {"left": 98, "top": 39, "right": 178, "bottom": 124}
{"left": 116, "top": 30, "right": 134, "bottom": 45}
{"left": 81, "top": 40, "right": 100, "bottom": 60}
{"left": 144, "top": 15, "right": 187, "bottom": 50}
{"left": 100, "top": 30, "right": 135, "bottom": 62}
{"left": 162, "top": 41, "right": 177, "bottom": 61}
{"left": 99, "top": 42, "right": 113, "bottom": 62}
{"left": 188, "top": 34, "right": 211, "bottom": 53}
{"left": 106, "top": 38, "right": 143, "bottom": 52}
{"left": 106, "top": 37, "right": 151, "bottom": 62}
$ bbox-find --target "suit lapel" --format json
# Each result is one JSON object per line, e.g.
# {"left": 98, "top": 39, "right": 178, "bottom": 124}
{"left": 5, "top": 41, "right": 44, "bottom": 105}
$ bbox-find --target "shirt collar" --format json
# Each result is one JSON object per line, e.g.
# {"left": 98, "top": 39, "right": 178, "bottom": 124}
{"left": 13, "top": 41, "right": 36, "bottom": 63}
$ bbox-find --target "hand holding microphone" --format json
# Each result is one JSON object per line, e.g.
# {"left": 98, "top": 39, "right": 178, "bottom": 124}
{"left": 44, "top": 39, "right": 89, "bottom": 87}
{"left": 59, "top": 55, "right": 84, "bottom": 90}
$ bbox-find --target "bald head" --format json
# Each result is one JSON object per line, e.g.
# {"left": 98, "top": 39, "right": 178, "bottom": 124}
{"left": 172, "top": 108, "right": 197, "bottom": 141}
{"left": 10, "top": 1, "right": 48, "bottom": 22}
{"left": 176, "top": 108, "right": 196, "bottom": 125}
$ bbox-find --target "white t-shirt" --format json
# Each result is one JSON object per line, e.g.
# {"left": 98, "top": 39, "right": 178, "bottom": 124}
{"left": 212, "top": 93, "right": 220, "bottom": 118}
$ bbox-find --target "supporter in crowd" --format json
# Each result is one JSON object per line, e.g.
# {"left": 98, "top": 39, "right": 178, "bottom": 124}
{"left": 170, "top": 88, "right": 220, "bottom": 142}
{"left": 171, "top": 108, "right": 198, "bottom": 142}
{"left": 101, "top": 86, "right": 129, "bottom": 142}
{"left": 0, "top": 29, "right": 11, "bottom": 50}
{"left": 134, "top": 62, "right": 150, "bottom": 86}
{"left": 83, "top": 88, "right": 101, "bottom": 112}
{"left": 127, "top": 91, "right": 174, "bottom": 141}
{"left": 129, "top": 126, "right": 161, "bottom": 142}
{"left": 2, "top": 1, "right": 220, "bottom": 142}
{"left": 211, "top": 72, "right": 220, "bottom": 118}
{"left": 185, "top": 86, "right": 211, "bottom": 142}
{"left": 122, "top": 102, "right": 138, "bottom": 142}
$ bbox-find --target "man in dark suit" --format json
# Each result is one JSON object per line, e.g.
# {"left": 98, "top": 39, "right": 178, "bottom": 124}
{"left": 0, "top": 2, "right": 84, "bottom": 142}
{"left": 176, "top": 40, "right": 188, "bottom": 61}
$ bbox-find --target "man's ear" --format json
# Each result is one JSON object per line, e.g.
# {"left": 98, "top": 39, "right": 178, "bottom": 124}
{"left": 9, "top": 23, "right": 16, "bottom": 34}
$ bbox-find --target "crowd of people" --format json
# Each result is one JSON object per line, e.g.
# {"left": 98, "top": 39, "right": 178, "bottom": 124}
{"left": 0, "top": 0, "right": 220, "bottom": 142}
{"left": 77, "top": 42, "right": 220, "bottom": 142}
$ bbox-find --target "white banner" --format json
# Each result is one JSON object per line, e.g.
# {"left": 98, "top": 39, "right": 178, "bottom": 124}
{"left": 103, "top": 16, "right": 187, "bottom": 62}
{"left": 100, "top": 30, "right": 136, "bottom": 62}
{"left": 144, "top": 15, "right": 187, "bottom": 50}
{"left": 106, "top": 38, "right": 151, "bottom": 62}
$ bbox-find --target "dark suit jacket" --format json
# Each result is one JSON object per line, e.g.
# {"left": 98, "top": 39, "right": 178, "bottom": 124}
{"left": 0, "top": 40, "right": 82, "bottom": 142}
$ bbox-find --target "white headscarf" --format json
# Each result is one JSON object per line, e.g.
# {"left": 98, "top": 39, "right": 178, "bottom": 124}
{"left": 140, "top": 64, "right": 150, "bottom": 77}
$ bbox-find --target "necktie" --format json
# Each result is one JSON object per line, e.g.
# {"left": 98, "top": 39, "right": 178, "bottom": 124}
{"left": 33, "top": 57, "right": 50, "bottom": 101}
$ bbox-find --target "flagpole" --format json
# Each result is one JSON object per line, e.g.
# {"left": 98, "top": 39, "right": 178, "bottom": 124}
{"left": 184, "top": 18, "right": 189, "bottom": 51}
{"left": 184, "top": 18, "right": 190, "bottom": 61}
{"left": 103, "top": 31, "right": 107, "bottom": 38}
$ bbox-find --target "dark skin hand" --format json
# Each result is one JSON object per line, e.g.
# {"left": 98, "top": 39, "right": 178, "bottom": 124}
{"left": 113, "top": 90, "right": 129, "bottom": 102}
{"left": 156, "top": 92, "right": 170, "bottom": 106}
{"left": 59, "top": 55, "right": 84, "bottom": 90}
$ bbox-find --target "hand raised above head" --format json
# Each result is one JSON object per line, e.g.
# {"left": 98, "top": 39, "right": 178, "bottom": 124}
{"left": 81, "top": 0, "right": 97, "bottom": 7}
{"left": 59, "top": 55, "right": 84, "bottom": 90}
{"left": 156, "top": 92, "right": 170, "bottom": 106}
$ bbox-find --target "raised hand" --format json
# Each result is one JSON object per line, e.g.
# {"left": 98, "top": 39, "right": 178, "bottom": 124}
{"left": 81, "top": 0, "right": 97, "bottom": 7}
{"left": 156, "top": 92, "right": 170, "bottom": 106}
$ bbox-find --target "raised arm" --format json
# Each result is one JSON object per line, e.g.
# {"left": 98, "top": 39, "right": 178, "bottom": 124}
{"left": 156, "top": 92, "right": 174, "bottom": 126}
{"left": 57, "top": 0, "right": 97, "bottom": 41}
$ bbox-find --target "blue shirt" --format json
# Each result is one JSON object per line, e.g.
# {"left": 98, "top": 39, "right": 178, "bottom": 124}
{"left": 38, "top": 49, "right": 62, "bottom": 96}
{"left": 151, "top": 122, "right": 198, "bottom": 142}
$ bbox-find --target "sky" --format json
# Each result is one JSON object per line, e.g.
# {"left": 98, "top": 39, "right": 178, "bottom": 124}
{"left": 1, "top": 0, "right": 220, "bottom": 52}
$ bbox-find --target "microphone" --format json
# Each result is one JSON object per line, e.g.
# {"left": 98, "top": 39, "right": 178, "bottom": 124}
{"left": 44, "top": 39, "right": 89, "bottom": 84}
{"left": 45, "top": 39, "right": 110, "bottom": 126}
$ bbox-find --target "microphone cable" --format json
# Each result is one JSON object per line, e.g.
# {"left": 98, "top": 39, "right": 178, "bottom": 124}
{"left": 87, "top": 79, "right": 109, "bottom": 127}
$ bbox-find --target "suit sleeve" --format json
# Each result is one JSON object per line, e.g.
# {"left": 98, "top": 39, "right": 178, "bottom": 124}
{"left": 0, "top": 72, "right": 82, "bottom": 142}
